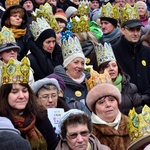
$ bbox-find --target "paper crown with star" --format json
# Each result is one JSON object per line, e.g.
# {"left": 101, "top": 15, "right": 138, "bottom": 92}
{"left": 128, "top": 105, "right": 150, "bottom": 142}
{"left": 5, "top": 0, "right": 19, "bottom": 9}
{"left": 70, "top": 15, "right": 90, "bottom": 33}
{"left": 95, "top": 42, "right": 116, "bottom": 66}
{"left": 120, "top": 3, "right": 140, "bottom": 24}
{"left": 86, "top": 70, "right": 112, "bottom": 91}
{"left": 32, "top": 2, "right": 60, "bottom": 32}
{"left": 101, "top": 2, "right": 120, "bottom": 20}
{"left": 77, "top": 0, "right": 90, "bottom": 16}
{"left": 30, "top": 17, "right": 51, "bottom": 41}
{"left": 2, "top": 57, "right": 30, "bottom": 85}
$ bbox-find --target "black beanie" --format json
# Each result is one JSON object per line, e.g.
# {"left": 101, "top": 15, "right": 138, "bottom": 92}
{"left": 35, "top": 29, "right": 56, "bottom": 49}
{"left": 20, "top": 0, "right": 34, "bottom": 6}
{"left": 101, "top": 17, "right": 118, "bottom": 28}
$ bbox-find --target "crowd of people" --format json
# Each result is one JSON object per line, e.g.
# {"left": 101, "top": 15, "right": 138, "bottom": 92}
{"left": 0, "top": 0, "right": 150, "bottom": 149}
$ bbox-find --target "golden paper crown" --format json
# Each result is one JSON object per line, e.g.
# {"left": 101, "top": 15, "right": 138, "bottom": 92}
{"left": 121, "top": 3, "right": 139, "bottom": 24}
{"left": 0, "top": 26, "right": 16, "bottom": 46}
{"left": 61, "top": 36, "right": 83, "bottom": 60}
{"left": 5, "top": 0, "right": 19, "bottom": 9}
{"left": 30, "top": 17, "right": 51, "bottom": 40}
{"left": 95, "top": 43, "right": 116, "bottom": 66}
{"left": 101, "top": 2, "right": 120, "bottom": 20}
{"left": 70, "top": 15, "right": 90, "bottom": 33}
{"left": 32, "top": 2, "right": 60, "bottom": 32}
{"left": 128, "top": 105, "right": 150, "bottom": 142}
{"left": 86, "top": 70, "right": 112, "bottom": 91}
{"left": 78, "top": 0, "right": 90, "bottom": 16}
{"left": 2, "top": 57, "right": 30, "bottom": 85}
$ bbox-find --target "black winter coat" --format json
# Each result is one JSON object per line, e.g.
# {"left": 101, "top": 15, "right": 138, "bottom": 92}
{"left": 112, "top": 36, "right": 150, "bottom": 95}
{"left": 28, "top": 42, "right": 63, "bottom": 81}
{"left": 120, "top": 74, "right": 142, "bottom": 115}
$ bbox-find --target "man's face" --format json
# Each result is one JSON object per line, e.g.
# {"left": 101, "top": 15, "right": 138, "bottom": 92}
{"left": 126, "top": 0, "right": 135, "bottom": 6}
{"left": 121, "top": 26, "right": 141, "bottom": 43}
{"left": 90, "top": 0, "right": 99, "bottom": 10}
{"left": 23, "top": 0, "right": 34, "bottom": 12}
{"left": 101, "top": 20, "right": 115, "bottom": 35}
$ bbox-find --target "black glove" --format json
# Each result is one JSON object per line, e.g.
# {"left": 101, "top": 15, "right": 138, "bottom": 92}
{"left": 141, "top": 94, "right": 150, "bottom": 106}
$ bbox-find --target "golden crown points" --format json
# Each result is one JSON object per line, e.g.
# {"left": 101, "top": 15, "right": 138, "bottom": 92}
{"left": 30, "top": 17, "right": 51, "bottom": 41}
{"left": 95, "top": 43, "right": 116, "bottom": 66}
{"left": 128, "top": 105, "right": 150, "bottom": 142}
{"left": 32, "top": 2, "right": 60, "bottom": 32}
{"left": 61, "top": 36, "right": 83, "bottom": 60}
{"left": 101, "top": 2, "right": 120, "bottom": 20}
{"left": 121, "top": 3, "right": 139, "bottom": 24}
{"left": 2, "top": 57, "right": 30, "bottom": 85}
{"left": 86, "top": 70, "right": 112, "bottom": 91}
{"left": 78, "top": 0, "right": 90, "bottom": 16}
{"left": 0, "top": 26, "right": 16, "bottom": 46}
{"left": 5, "top": 0, "right": 19, "bottom": 9}
{"left": 70, "top": 15, "right": 90, "bottom": 33}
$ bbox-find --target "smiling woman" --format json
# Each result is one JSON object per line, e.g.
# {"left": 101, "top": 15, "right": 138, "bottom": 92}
{"left": 0, "top": 57, "right": 59, "bottom": 150}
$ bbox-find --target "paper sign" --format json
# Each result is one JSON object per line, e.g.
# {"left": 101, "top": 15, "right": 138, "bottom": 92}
{"left": 47, "top": 108, "right": 64, "bottom": 134}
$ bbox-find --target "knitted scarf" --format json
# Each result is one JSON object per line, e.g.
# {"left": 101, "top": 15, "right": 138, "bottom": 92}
{"left": 13, "top": 114, "right": 47, "bottom": 150}
{"left": 9, "top": 28, "right": 26, "bottom": 39}
{"left": 113, "top": 74, "right": 122, "bottom": 92}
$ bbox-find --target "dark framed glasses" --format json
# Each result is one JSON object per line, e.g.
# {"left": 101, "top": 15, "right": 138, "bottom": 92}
{"left": 66, "top": 130, "right": 90, "bottom": 139}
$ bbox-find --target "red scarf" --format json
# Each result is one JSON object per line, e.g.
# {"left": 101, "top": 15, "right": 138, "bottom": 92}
{"left": 13, "top": 114, "right": 47, "bottom": 150}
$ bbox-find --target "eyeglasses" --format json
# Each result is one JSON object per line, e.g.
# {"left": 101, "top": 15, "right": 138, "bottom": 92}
{"left": 6, "top": 49, "right": 18, "bottom": 53}
{"left": 125, "top": 27, "right": 141, "bottom": 32}
{"left": 66, "top": 130, "right": 89, "bottom": 139}
{"left": 39, "top": 94, "right": 57, "bottom": 101}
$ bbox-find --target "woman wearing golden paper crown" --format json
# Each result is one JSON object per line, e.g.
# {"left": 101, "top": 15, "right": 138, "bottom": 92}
{"left": 86, "top": 83, "right": 131, "bottom": 150}
{"left": 55, "top": 109, "right": 111, "bottom": 150}
{"left": 96, "top": 42, "right": 143, "bottom": 116}
{"left": 27, "top": 17, "right": 63, "bottom": 81}
{"left": 0, "top": 56, "right": 59, "bottom": 150}
{"left": 1, "top": 4, "right": 33, "bottom": 61}
{"left": 54, "top": 35, "right": 91, "bottom": 116}
{"left": 0, "top": 26, "right": 34, "bottom": 87}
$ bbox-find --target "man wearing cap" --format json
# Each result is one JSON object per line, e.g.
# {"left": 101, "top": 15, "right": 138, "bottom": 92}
{"left": 100, "top": 3, "right": 121, "bottom": 46}
{"left": 112, "top": 4, "right": 150, "bottom": 106}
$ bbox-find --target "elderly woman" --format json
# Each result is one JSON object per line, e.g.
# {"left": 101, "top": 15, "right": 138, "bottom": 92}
{"left": 1, "top": 5, "right": 33, "bottom": 60}
{"left": 56, "top": 109, "right": 110, "bottom": 150}
{"left": 33, "top": 78, "right": 69, "bottom": 111}
{"left": 54, "top": 36, "right": 91, "bottom": 116}
{"left": 136, "top": 1, "right": 149, "bottom": 26}
{"left": 86, "top": 83, "right": 131, "bottom": 150}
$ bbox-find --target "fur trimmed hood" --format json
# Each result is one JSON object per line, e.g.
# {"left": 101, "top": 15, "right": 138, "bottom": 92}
{"left": 86, "top": 83, "right": 121, "bottom": 111}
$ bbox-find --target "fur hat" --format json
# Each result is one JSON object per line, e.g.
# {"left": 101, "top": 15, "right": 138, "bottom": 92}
{"left": 46, "top": 73, "right": 66, "bottom": 92}
{"left": 86, "top": 83, "right": 121, "bottom": 111}
{"left": 55, "top": 9, "right": 68, "bottom": 24}
{"left": 32, "top": 78, "right": 60, "bottom": 95}
{"left": 127, "top": 135, "right": 150, "bottom": 150}
{"left": 65, "top": 6, "right": 77, "bottom": 19}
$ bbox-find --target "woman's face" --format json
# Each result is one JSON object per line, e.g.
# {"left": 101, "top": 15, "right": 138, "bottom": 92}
{"left": 0, "top": 49, "right": 18, "bottom": 63}
{"left": 10, "top": 13, "right": 23, "bottom": 29}
{"left": 8, "top": 84, "right": 29, "bottom": 114}
{"left": 42, "top": 37, "right": 56, "bottom": 53}
{"left": 66, "top": 57, "right": 85, "bottom": 79}
{"left": 137, "top": 5, "right": 146, "bottom": 16}
{"left": 56, "top": 30, "right": 62, "bottom": 45}
{"left": 104, "top": 61, "right": 118, "bottom": 81}
{"left": 95, "top": 96, "right": 119, "bottom": 123}
{"left": 58, "top": 21, "right": 66, "bottom": 29}
{"left": 37, "top": 88, "right": 58, "bottom": 109}
{"left": 66, "top": 124, "right": 90, "bottom": 150}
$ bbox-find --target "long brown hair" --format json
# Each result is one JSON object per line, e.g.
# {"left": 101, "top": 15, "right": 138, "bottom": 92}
{"left": 0, "top": 83, "right": 45, "bottom": 122}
